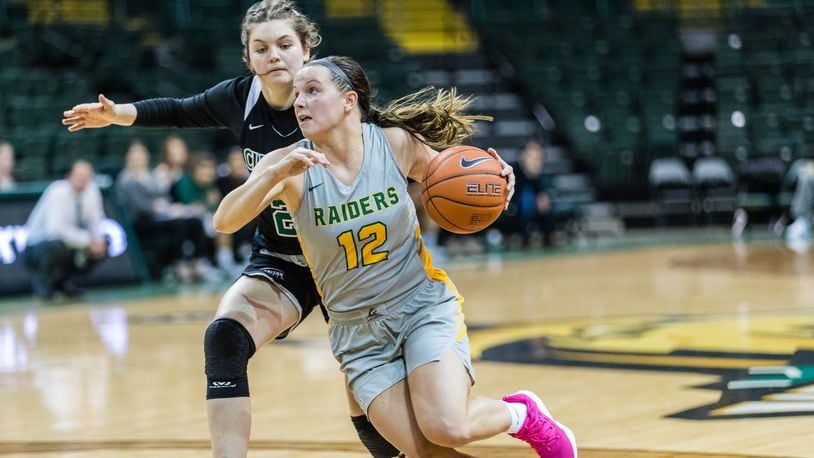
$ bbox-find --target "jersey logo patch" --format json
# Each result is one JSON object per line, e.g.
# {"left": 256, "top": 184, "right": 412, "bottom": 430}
{"left": 308, "top": 182, "right": 324, "bottom": 192}
{"left": 248, "top": 123, "right": 264, "bottom": 130}
{"left": 460, "top": 156, "right": 491, "bottom": 168}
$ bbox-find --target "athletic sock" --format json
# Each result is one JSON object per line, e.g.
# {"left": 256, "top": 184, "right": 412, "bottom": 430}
{"left": 504, "top": 401, "right": 528, "bottom": 434}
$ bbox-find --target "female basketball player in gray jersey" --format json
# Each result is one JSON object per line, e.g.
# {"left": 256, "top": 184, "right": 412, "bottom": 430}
{"left": 214, "top": 55, "right": 577, "bottom": 457}
{"left": 61, "top": 2, "right": 399, "bottom": 457}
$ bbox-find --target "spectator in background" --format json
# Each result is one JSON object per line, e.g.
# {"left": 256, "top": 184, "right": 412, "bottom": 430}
{"left": 173, "top": 152, "right": 222, "bottom": 213}
{"left": 22, "top": 160, "right": 108, "bottom": 299}
{"left": 216, "top": 146, "right": 250, "bottom": 199}
{"left": 116, "top": 140, "right": 211, "bottom": 282}
{"left": 171, "top": 152, "right": 224, "bottom": 278}
{"left": 0, "top": 140, "right": 19, "bottom": 191}
{"left": 785, "top": 160, "right": 814, "bottom": 248}
{"left": 512, "top": 138, "right": 556, "bottom": 248}
{"left": 215, "top": 146, "right": 255, "bottom": 270}
{"left": 154, "top": 134, "right": 190, "bottom": 198}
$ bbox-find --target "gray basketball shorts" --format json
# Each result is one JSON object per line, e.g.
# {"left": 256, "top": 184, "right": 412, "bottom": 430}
{"left": 327, "top": 278, "right": 475, "bottom": 414}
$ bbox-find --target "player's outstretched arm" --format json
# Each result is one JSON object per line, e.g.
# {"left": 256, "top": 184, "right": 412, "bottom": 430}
{"left": 62, "top": 94, "right": 137, "bottom": 131}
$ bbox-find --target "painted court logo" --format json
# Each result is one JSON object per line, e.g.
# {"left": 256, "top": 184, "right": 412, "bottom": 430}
{"left": 469, "top": 313, "right": 814, "bottom": 420}
{"left": 671, "top": 351, "right": 814, "bottom": 419}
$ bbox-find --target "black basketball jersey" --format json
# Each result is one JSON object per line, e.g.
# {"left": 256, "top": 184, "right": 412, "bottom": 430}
{"left": 133, "top": 75, "right": 304, "bottom": 255}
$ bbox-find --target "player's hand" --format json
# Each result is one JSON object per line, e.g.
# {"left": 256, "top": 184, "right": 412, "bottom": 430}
{"left": 487, "top": 147, "right": 514, "bottom": 210}
{"left": 273, "top": 147, "right": 330, "bottom": 178}
{"left": 62, "top": 94, "right": 119, "bottom": 132}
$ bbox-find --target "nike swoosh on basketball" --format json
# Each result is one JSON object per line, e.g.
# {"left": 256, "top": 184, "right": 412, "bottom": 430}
{"left": 248, "top": 123, "right": 264, "bottom": 130}
{"left": 460, "top": 156, "right": 492, "bottom": 168}
{"left": 308, "top": 182, "right": 324, "bottom": 191}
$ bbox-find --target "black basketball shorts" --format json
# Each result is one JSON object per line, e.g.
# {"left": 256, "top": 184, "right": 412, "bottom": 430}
{"left": 242, "top": 250, "right": 326, "bottom": 339}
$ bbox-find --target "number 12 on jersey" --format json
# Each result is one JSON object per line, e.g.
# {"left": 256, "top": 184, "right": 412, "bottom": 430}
{"left": 337, "top": 222, "right": 389, "bottom": 270}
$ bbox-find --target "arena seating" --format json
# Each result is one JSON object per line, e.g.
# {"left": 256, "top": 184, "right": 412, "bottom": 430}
{"left": 3, "top": 0, "right": 813, "bottom": 231}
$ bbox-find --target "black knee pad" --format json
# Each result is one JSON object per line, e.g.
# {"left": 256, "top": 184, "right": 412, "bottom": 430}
{"left": 351, "top": 415, "right": 400, "bottom": 458}
{"left": 204, "top": 318, "right": 256, "bottom": 399}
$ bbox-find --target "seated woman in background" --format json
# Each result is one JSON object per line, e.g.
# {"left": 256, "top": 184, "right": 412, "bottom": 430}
{"left": 154, "top": 134, "right": 190, "bottom": 198}
{"left": 172, "top": 151, "right": 234, "bottom": 277}
{"left": 215, "top": 146, "right": 256, "bottom": 272}
{"left": 116, "top": 140, "right": 212, "bottom": 282}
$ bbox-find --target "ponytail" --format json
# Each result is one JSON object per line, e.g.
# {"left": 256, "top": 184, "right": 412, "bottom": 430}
{"left": 367, "top": 87, "right": 491, "bottom": 149}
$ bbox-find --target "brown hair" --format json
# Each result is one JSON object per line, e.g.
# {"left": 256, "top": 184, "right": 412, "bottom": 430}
{"left": 241, "top": 0, "right": 322, "bottom": 71}
{"left": 161, "top": 134, "right": 188, "bottom": 166}
{"left": 306, "top": 56, "right": 491, "bottom": 149}
{"left": 189, "top": 151, "right": 217, "bottom": 170}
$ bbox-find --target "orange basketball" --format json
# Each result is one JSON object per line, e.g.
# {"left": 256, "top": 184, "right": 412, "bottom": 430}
{"left": 420, "top": 145, "right": 507, "bottom": 234}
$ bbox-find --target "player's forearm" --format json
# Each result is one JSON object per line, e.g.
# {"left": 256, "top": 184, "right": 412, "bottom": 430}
{"left": 213, "top": 168, "right": 283, "bottom": 234}
{"left": 132, "top": 95, "right": 225, "bottom": 129}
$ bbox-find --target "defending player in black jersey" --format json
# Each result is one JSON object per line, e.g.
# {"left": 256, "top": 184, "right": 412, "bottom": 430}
{"left": 62, "top": 2, "right": 400, "bottom": 457}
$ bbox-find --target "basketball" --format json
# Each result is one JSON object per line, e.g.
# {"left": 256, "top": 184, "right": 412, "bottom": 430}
{"left": 420, "top": 145, "right": 507, "bottom": 234}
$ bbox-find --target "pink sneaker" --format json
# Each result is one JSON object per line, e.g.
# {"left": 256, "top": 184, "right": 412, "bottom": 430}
{"left": 503, "top": 390, "right": 577, "bottom": 458}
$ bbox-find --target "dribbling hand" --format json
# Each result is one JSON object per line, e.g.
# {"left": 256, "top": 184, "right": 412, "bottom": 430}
{"left": 486, "top": 147, "right": 515, "bottom": 210}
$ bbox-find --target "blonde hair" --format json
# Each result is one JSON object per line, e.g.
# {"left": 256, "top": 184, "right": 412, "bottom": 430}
{"left": 306, "top": 56, "right": 491, "bottom": 149}
{"left": 371, "top": 87, "right": 491, "bottom": 149}
{"left": 241, "top": 0, "right": 321, "bottom": 70}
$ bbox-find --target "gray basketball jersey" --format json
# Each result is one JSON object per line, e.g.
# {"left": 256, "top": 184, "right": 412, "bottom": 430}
{"left": 293, "top": 123, "right": 435, "bottom": 313}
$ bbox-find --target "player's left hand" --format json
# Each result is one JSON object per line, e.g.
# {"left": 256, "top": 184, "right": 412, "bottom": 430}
{"left": 487, "top": 147, "right": 514, "bottom": 210}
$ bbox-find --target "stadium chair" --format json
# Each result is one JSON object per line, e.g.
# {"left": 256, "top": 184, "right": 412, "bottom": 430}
{"left": 649, "top": 157, "right": 695, "bottom": 225}
{"left": 733, "top": 157, "right": 788, "bottom": 228}
{"left": 693, "top": 157, "right": 737, "bottom": 223}
{"left": 594, "top": 149, "right": 637, "bottom": 199}
{"left": 716, "top": 75, "right": 751, "bottom": 105}
{"left": 550, "top": 173, "right": 597, "bottom": 221}
{"left": 14, "top": 155, "right": 49, "bottom": 182}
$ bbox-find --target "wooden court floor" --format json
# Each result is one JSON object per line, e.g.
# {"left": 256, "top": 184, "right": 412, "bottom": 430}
{"left": 1, "top": 236, "right": 813, "bottom": 458}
